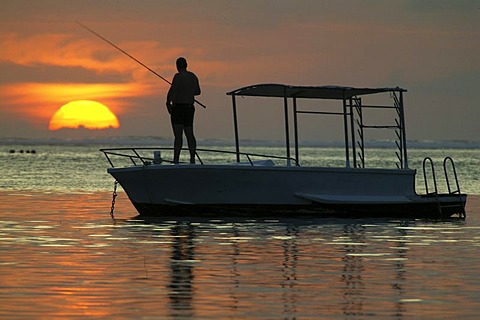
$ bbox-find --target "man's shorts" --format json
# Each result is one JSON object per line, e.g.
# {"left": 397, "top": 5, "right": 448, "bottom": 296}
{"left": 170, "top": 103, "right": 195, "bottom": 127}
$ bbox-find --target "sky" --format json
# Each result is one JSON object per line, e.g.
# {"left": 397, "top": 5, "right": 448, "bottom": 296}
{"left": 1, "top": 0, "right": 479, "bottom": 143}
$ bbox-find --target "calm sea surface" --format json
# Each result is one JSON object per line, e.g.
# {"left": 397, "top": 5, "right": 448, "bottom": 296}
{"left": 1, "top": 143, "right": 479, "bottom": 319}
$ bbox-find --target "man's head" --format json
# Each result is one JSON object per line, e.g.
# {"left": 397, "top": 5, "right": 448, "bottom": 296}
{"left": 176, "top": 57, "right": 188, "bottom": 71}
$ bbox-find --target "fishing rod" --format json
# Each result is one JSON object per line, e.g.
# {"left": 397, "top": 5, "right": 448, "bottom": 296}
{"left": 76, "top": 21, "right": 206, "bottom": 108}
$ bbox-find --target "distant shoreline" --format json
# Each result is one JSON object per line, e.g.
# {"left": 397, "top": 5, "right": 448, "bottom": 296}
{"left": 0, "top": 136, "right": 479, "bottom": 149}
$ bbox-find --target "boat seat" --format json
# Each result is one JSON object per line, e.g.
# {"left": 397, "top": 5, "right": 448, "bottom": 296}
{"left": 234, "top": 159, "right": 276, "bottom": 166}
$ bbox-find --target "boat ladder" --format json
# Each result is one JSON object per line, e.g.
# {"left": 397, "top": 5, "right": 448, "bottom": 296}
{"left": 422, "top": 157, "right": 466, "bottom": 217}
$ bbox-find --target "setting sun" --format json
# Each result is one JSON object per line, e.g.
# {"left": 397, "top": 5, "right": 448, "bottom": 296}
{"left": 48, "top": 100, "right": 120, "bottom": 130}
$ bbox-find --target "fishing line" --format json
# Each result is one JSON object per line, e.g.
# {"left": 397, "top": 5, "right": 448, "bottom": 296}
{"left": 76, "top": 21, "right": 207, "bottom": 108}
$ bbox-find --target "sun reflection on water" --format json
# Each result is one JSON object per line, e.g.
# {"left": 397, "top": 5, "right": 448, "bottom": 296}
{"left": 0, "top": 192, "right": 479, "bottom": 318}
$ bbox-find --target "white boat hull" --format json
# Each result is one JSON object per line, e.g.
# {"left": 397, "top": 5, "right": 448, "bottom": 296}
{"left": 108, "top": 164, "right": 466, "bottom": 218}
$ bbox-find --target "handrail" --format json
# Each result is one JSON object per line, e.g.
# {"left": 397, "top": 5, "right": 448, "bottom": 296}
{"left": 422, "top": 157, "right": 438, "bottom": 196}
{"left": 422, "top": 156, "right": 466, "bottom": 217}
{"left": 422, "top": 157, "right": 441, "bottom": 213}
{"left": 100, "top": 147, "right": 298, "bottom": 168}
{"left": 443, "top": 157, "right": 461, "bottom": 194}
{"left": 443, "top": 157, "right": 466, "bottom": 217}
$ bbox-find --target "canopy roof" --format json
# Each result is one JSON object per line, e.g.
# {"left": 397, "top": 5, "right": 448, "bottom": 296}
{"left": 227, "top": 83, "right": 406, "bottom": 100}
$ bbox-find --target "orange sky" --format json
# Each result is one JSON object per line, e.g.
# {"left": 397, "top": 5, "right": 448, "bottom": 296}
{"left": 0, "top": 0, "right": 479, "bottom": 142}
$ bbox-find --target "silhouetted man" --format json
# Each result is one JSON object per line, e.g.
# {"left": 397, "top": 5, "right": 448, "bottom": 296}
{"left": 166, "top": 57, "right": 201, "bottom": 164}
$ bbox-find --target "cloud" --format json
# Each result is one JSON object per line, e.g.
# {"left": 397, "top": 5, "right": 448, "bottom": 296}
{"left": 0, "top": 31, "right": 167, "bottom": 123}
{"left": 0, "top": 82, "right": 155, "bottom": 121}
{"left": 1, "top": 32, "right": 148, "bottom": 75}
{"left": 0, "top": 0, "right": 479, "bottom": 141}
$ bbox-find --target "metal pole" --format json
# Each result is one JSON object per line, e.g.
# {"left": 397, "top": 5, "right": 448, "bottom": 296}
{"left": 399, "top": 91, "right": 408, "bottom": 168}
{"left": 284, "top": 93, "right": 291, "bottom": 166}
{"left": 342, "top": 96, "right": 350, "bottom": 168}
{"left": 293, "top": 97, "right": 299, "bottom": 165}
{"left": 349, "top": 98, "right": 357, "bottom": 168}
{"left": 232, "top": 95, "right": 240, "bottom": 162}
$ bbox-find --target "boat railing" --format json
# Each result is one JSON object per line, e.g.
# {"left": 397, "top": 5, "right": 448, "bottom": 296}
{"left": 344, "top": 91, "right": 406, "bottom": 169}
{"left": 422, "top": 156, "right": 466, "bottom": 217}
{"left": 422, "top": 157, "right": 439, "bottom": 196}
{"left": 100, "top": 147, "right": 298, "bottom": 168}
{"left": 443, "top": 157, "right": 462, "bottom": 195}
{"left": 443, "top": 157, "right": 466, "bottom": 217}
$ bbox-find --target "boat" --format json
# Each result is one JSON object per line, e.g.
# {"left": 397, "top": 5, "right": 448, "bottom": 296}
{"left": 101, "top": 83, "right": 467, "bottom": 219}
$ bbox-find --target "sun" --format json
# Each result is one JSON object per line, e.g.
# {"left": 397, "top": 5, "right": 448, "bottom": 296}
{"left": 49, "top": 100, "right": 120, "bottom": 130}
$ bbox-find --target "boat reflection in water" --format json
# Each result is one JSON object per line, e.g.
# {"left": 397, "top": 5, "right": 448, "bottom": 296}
{"left": 121, "top": 216, "right": 462, "bottom": 319}
{"left": 168, "top": 223, "right": 195, "bottom": 317}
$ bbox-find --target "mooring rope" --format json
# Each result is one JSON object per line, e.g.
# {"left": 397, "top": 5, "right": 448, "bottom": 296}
{"left": 110, "top": 180, "right": 118, "bottom": 219}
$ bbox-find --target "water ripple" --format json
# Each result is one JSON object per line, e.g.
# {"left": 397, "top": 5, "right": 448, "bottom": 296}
{"left": 0, "top": 192, "right": 479, "bottom": 318}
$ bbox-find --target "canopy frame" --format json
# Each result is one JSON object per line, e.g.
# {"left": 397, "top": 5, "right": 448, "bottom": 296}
{"left": 227, "top": 84, "right": 408, "bottom": 169}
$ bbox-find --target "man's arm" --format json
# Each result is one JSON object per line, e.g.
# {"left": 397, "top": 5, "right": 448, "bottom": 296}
{"left": 166, "top": 75, "right": 177, "bottom": 113}
{"left": 194, "top": 74, "right": 201, "bottom": 96}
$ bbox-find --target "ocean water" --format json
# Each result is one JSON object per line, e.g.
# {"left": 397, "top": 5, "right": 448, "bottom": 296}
{"left": 1, "top": 141, "right": 480, "bottom": 319}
